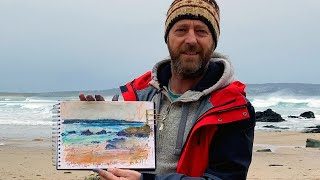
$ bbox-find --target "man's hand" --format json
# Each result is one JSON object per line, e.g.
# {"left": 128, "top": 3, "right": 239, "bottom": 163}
{"left": 93, "top": 168, "right": 141, "bottom": 180}
{"left": 79, "top": 93, "right": 105, "bottom": 101}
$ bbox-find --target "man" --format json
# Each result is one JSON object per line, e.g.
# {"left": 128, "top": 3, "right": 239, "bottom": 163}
{"left": 80, "top": 0, "right": 255, "bottom": 179}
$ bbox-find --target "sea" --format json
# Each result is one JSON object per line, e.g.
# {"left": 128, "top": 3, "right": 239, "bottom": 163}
{"left": 0, "top": 84, "right": 319, "bottom": 141}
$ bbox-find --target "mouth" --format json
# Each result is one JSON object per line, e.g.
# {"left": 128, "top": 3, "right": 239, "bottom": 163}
{"left": 181, "top": 52, "right": 199, "bottom": 56}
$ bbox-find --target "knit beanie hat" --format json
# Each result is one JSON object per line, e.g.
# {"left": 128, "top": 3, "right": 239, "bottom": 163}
{"left": 164, "top": 0, "right": 220, "bottom": 49}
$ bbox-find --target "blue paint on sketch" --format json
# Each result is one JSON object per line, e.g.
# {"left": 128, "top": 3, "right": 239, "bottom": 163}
{"left": 61, "top": 119, "right": 145, "bottom": 146}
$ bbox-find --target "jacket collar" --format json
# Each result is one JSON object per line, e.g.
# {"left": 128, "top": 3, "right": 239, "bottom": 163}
{"left": 149, "top": 52, "right": 235, "bottom": 101}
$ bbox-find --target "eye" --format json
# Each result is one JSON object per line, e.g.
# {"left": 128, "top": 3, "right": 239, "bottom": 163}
{"left": 175, "top": 28, "right": 186, "bottom": 33}
{"left": 197, "top": 29, "right": 209, "bottom": 35}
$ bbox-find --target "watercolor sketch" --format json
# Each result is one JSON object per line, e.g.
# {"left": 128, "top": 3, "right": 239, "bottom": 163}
{"left": 56, "top": 101, "right": 155, "bottom": 170}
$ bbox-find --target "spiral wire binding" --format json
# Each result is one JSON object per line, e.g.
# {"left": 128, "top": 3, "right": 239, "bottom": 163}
{"left": 51, "top": 102, "right": 61, "bottom": 168}
{"left": 145, "top": 109, "right": 167, "bottom": 125}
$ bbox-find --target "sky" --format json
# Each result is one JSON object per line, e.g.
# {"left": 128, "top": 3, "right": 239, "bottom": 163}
{"left": 0, "top": 0, "right": 319, "bottom": 92}
{"left": 60, "top": 101, "right": 153, "bottom": 121}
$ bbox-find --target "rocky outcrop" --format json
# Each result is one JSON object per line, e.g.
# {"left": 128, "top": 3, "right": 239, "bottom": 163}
{"left": 105, "top": 144, "right": 117, "bottom": 150}
{"left": 306, "top": 138, "right": 320, "bottom": 148}
{"left": 263, "top": 125, "right": 289, "bottom": 130}
{"left": 288, "top": 111, "right": 315, "bottom": 119}
{"left": 288, "top": 115, "right": 300, "bottom": 119}
{"left": 257, "top": 149, "right": 272, "bottom": 152}
{"left": 117, "top": 125, "right": 152, "bottom": 138}
{"left": 96, "top": 130, "right": 107, "bottom": 135}
{"left": 256, "top": 109, "right": 285, "bottom": 122}
{"left": 300, "top": 111, "right": 315, "bottom": 119}
{"left": 303, "top": 126, "right": 320, "bottom": 133}
{"left": 81, "top": 129, "right": 94, "bottom": 136}
{"left": 107, "top": 137, "right": 126, "bottom": 143}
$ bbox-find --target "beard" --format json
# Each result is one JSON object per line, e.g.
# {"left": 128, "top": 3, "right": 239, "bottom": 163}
{"left": 168, "top": 42, "right": 213, "bottom": 79}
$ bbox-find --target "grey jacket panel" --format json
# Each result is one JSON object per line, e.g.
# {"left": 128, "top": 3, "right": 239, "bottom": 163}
{"left": 133, "top": 52, "right": 239, "bottom": 176}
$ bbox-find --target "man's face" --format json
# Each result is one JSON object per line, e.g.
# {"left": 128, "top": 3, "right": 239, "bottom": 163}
{"left": 167, "top": 19, "right": 214, "bottom": 79}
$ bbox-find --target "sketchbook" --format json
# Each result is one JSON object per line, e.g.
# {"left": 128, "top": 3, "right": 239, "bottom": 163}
{"left": 52, "top": 101, "right": 156, "bottom": 170}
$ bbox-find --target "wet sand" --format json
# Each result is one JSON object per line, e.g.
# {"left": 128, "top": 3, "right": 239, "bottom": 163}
{"left": 1, "top": 131, "right": 320, "bottom": 179}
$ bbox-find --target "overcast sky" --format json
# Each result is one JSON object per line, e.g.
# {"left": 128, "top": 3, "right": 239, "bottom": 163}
{"left": 0, "top": 0, "right": 319, "bottom": 92}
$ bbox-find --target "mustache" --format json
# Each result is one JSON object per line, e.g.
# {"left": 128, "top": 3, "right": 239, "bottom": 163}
{"left": 180, "top": 44, "right": 201, "bottom": 53}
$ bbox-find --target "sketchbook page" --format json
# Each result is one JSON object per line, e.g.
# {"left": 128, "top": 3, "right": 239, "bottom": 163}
{"left": 57, "top": 101, "right": 155, "bottom": 170}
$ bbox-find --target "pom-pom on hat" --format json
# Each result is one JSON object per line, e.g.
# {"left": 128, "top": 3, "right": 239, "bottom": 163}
{"left": 164, "top": 0, "right": 220, "bottom": 49}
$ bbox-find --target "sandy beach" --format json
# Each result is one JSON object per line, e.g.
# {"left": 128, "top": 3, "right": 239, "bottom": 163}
{"left": 1, "top": 131, "right": 320, "bottom": 180}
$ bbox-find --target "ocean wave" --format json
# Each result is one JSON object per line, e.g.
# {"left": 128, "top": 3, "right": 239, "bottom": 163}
{"left": 307, "top": 100, "right": 320, "bottom": 108}
{"left": 252, "top": 97, "right": 320, "bottom": 109}
{"left": 24, "top": 97, "right": 58, "bottom": 103}
{"left": 0, "top": 119, "right": 52, "bottom": 126}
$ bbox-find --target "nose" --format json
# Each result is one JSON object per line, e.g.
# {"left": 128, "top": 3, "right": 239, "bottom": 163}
{"left": 184, "top": 29, "right": 197, "bottom": 45}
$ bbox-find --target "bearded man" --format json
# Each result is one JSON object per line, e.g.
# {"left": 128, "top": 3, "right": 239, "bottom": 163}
{"left": 80, "top": 0, "right": 256, "bottom": 179}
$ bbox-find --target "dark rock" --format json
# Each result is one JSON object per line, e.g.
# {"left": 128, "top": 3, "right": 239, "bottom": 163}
{"left": 303, "top": 125, "right": 320, "bottom": 133}
{"left": 306, "top": 138, "right": 320, "bottom": 148}
{"left": 96, "top": 130, "right": 107, "bottom": 135}
{"left": 105, "top": 144, "right": 117, "bottom": 150}
{"left": 107, "top": 137, "right": 126, "bottom": 143}
{"left": 256, "top": 109, "right": 285, "bottom": 122}
{"left": 67, "top": 131, "right": 77, "bottom": 134}
{"left": 257, "top": 149, "right": 272, "bottom": 152}
{"left": 91, "top": 141, "right": 100, "bottom": 144}
{"left": 263, "top": 125, "right": 289, "bottom": 130}
{"left": 81, "top": 129, "right": 93, "bottom": 136}
{"left": 117, "top": 131, "right": 127, "bottom": 136}
{"left": 269, "top": 164, "right": 284, "bottom": 167}
{"left": 300, "top": 111, "right": 315, "bottom": 119}
{"left": 288, "top": 115, "right": 300, "bottom": 119}
{"left": 135, "top": 133, "right": 147, "bottom": 138}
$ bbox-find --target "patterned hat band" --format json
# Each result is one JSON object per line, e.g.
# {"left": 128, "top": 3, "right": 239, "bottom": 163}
{"left": 164, "top": 0, "right": 220, "bottom": 49}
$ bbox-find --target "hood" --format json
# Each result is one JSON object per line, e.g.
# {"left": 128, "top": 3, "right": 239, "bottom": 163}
{"left": 149, "top": 52, "right": 236, "bottom": 102}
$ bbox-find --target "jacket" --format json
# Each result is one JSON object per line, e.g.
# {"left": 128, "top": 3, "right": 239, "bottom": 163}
{"left": 120, "top": 53, "right": 256, "bottom": 180}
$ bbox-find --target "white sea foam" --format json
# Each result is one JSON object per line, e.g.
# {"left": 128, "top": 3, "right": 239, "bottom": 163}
{"left": 0, "top": 90, "right": 319, "bottom": 133}
{"left": 0, "top": 119, "right": 51, "bottom": 126}
{"left": 307, "top": 100, "right": 320, "bottom": 108}
{"left": 252, "top": 96, "right": 320, "bottom": 108}
{"left": 0, "top": 98, "right": 56, "bottom": 126}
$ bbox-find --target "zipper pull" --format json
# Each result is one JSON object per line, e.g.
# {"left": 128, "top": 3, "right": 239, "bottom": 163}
{"left": 158, "top": 105, "right": 171, "bottom": 131}
{"left": 159, "top": 122, "right": 164, "bottom": 131}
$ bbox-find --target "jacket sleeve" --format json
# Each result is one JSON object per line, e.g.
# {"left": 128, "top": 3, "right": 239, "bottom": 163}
{"left": 205, "top": 101, "right": 255, "bottom": 179}
{"left": 141, "top": 102, "right": 256, "bottom": 180}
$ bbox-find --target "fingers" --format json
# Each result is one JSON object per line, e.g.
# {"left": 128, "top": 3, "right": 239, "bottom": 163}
{"left": 108, "top": 168, "right": 141, "bottom": 179}
{"left": 79, "top": 93, "right": 106, "bottom": 101}
{"left": 94, "top": 168, "right": 118, "bottom": 180}
{"left": 112, "top": 95, "right": 119, "bottom": 101}
{"left": 86, "top": 95, "right": 96, "bottom": 101}
{"left": 93, "top": 168, "right": 140, "bottom": 180}
{"left": 79, "top": 93, "right": 87, "bottom": 101}
{"left": 95, "top": 95, "right": 105, "bottom": 101}
{"left": 108, "top": 168, "right": 128, "bottom": 177}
